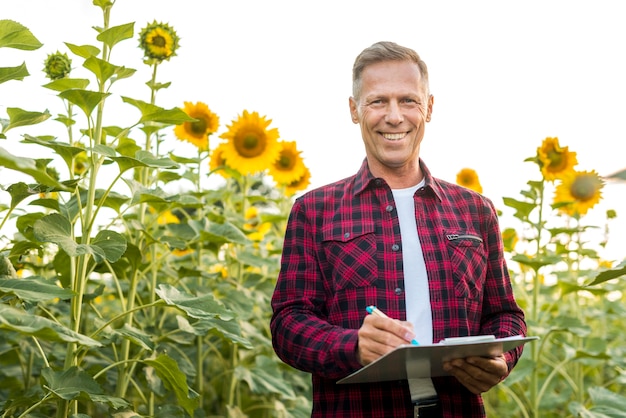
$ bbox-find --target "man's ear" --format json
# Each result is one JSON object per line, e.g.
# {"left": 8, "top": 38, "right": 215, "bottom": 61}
{"left": 426, "top": 94, "right": 434, "bottom": 122}
{"left": 349, "top": 97, "right": 359, "bottom": 124}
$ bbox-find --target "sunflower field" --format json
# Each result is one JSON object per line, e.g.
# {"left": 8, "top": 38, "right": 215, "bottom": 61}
{"left": 1, "top": 1, "right": 625, "bottom": 418}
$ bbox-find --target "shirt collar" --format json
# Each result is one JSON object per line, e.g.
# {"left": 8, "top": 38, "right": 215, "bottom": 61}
{"left": 353, "top": 158, "right": 443, "bottom": 202}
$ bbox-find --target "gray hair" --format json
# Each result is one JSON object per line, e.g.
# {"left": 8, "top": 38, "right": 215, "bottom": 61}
{"left": 352, "top": 41, "right": 430, "bottom": 100}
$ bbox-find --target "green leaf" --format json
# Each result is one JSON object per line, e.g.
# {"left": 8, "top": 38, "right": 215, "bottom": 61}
{"left": 156, "top": 284, "right": 235, "bottom": 321}
{"left": 106, "top": 150, "right": 179, "bottom": 173}
{"left": 83, "top": 55, "right": 118, "bottom": 84}
{"left": 0, "top": 277, "right": 74, "bottom": 302}
{"left": 234, "top": 356, "right": 296, "bottom": 398}
{"left": 0, "top": 63, "right": 29, "bottom": 85}
{"left": 0, "top": 20, "right": 42, "bottom": 50}
{"left": 502, "top": 197, "right": 537, "bottom": 220}
{"left": 58, "top": 89, "right": 110, "bottom": 117}
{"left": 0, "top": 147, "right": 68, "bottom": 189}
{"left": 177, "top": 316, "right": 253, "bottom": 349}
{"left": 116, "top": 324, "right": 155, "bottom": 351}
{"left": 2, "top": 107, "right": 50, "bottom": 132}
{"left": 0, "top": 304, "right": 101, "bottom": 346}
{"left": 121, "top": 96, "right": 195, "bottom": 125}
{"left": 199, "top": 221, "right": 250, "bottom": 246}
{"left": 42, "top": 78, "right": 90, "bottom": 92}
{"left": 588, "top": 386, "right": 626, "bottom": 415}
{"left": 141, "top": 108, "right": 195, "bottom": 125}
{"left": 144, "top": 354, "right": 199, "bottom": 416}
{"left": 6, "top": 182, "right": 39, "bottom": 209}
{"left": 32, "top": 213, "right": 110, "bottom": 263}
{"left": 22, "top": 135, "right": 85, "bottom": 169}
{"left": 606, "top": 168, "right": 626, "bottom": 181}
{"left": 511, "top": 253, "right": 562, "bottom": 270}
{"left": 65, "top": 42, "right": 100, "bottom": 59}
{"left": 586, "top": 262, "right": 626, "bottom": 286}
{"left": 96, "top": 22, "right": 134, "bottom": 49}
{"left": 42, "top": 366, "right": 128, "bottom": 408}
{"left": 91, "top": 230, "right": 127, "bottom": 263}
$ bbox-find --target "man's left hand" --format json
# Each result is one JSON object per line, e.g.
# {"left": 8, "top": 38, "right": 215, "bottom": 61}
{"left": 442, "top": 354, "right": 508, "bottom": 394}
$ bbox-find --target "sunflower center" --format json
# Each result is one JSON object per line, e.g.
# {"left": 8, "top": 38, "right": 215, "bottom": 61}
{"left": 235, "top": 130, "right": 266, "bottom": 158}
{"left": 278, "top": 154, "right": 293, "bottom": 170}
{"left": 571, "top": 176, "right": 600, "bottom": 201}
{"left": 189, "top": 118, "right": 208, "bottom": 136}
{"left": 151, "top": 34, "right": 167, "bottom": 48}
{"left": 547, "top": 150, "right": 565, "bottom": 170}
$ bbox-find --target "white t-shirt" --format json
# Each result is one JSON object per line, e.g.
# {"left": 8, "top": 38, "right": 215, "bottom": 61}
{"left": 391, "top": 180, "right": 433, "bottom": 345}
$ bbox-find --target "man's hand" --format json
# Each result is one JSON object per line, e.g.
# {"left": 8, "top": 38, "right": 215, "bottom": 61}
{"left": 357, "top": 314, "right": 416, "bottom": 365}
{"left": 443, "top": 354, "right": 508, "bottom": 394}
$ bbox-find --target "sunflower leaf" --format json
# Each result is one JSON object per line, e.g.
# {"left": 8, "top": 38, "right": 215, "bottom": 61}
{"left": 96, "top": 22, "right": 134, "bottom": 49}
{"left": 42, "top": 77, "right": 90, "bottom": 92}
{"left": 0, "top": 276, "right": 74, "bottom": 302}
{"left": 3, "top": 107, "right": 50, "bottom": 132}
{"left": 0, "top": 63, "right": 29, "bottom": 85}
{"left": 0, "top": 147, "right": 68, "bottom": 189}
{"left": 64, "top": 42, "right": 100, "bottom": 59}
{"left": 58, "top": 89, "right": 110, "bottom": 118}
{"left": 0, "top": 20, "right": 42, "bottom": 50}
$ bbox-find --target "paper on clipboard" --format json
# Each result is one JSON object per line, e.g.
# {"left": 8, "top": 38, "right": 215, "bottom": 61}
{"left": 337, "top": 335, "right": 538, "bottom": 384}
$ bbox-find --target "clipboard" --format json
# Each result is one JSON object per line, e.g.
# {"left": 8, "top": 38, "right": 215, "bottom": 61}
{"left": 337, "top": 335, "right": 538, "bottom": 384}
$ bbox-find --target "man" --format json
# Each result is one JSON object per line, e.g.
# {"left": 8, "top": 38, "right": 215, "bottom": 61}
{"left": 270, "top": 41, "right": 527, "bottom": 417}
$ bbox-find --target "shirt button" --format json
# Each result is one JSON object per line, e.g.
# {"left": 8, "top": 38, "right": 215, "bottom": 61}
{"left": 391, "top": 244, "right": 400, "bottom": 251}
{"left": 375, "top": 179, "right": 382, "bottom": 186}
{"left": 385, "top": 205, "right": 394, "bottom": 212}
{"left": 395, "top": 287, "right": 403, "bottom": 295}
{"left": 344, "top": 232, "right": 350, "bottom": 239}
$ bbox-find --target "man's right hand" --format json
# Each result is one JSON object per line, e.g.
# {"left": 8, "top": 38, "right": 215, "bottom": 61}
{"left": 356, "top": 314, "right": 416, "bottom": 365}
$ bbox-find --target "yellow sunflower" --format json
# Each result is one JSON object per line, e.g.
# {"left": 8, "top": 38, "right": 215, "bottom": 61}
{"left": 219, "top": 110, "right": 281, "bottom": 175}
{"left": 456, "top": 168, "right": 483, "bottom": 194}
{"left": 174, "top": 102, "right": 219, "bottom": 151}
{"left": 209, "top": 142, "right": 234, "bottom": 178}
{"left": 553, "top": 170, "right": 604, "bottom": 216}
{"left": 138, "top": 21, "right": 180, "bottom": 61}
{"left": 537, "top": 137, "right": 577, "bottom": 181}
{"left": 268, "top": 141, "right": 307, "bottom": 184}
{"left": 285, "top": 166, "right": 311, "bottom": 197}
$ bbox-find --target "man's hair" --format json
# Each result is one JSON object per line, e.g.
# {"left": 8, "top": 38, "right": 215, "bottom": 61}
{"left": 352, "top": 41, "right": 429, "bottom": 100}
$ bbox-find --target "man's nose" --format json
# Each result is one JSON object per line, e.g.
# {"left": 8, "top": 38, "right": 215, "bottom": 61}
{"left": 385, "top": 101, "right": 404, "bottom": 124}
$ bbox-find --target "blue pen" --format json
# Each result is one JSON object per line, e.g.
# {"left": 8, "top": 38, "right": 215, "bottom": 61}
{"left": 366, "top": 305, "right": 419, "bottom": 345}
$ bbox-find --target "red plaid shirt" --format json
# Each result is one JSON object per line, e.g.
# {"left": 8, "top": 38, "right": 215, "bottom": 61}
{"left": 271, "top": 159, "right": 527, "bottom": 417}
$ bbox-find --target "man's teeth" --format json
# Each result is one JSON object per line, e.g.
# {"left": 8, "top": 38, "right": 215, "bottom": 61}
{"left": 383, "top": 133, "right": 405, "bottom": 140}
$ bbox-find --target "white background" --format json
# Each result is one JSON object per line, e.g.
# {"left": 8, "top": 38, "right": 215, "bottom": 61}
{"left": 2, "top": 0, "right": 625, "bottom": 263}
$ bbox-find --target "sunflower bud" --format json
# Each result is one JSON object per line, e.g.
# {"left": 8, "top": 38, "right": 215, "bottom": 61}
{"left": 138, "top": 21, "right": 180, "bottom": 62}
{"left": 43, "top": 52, "right": 72, "bottom": 80}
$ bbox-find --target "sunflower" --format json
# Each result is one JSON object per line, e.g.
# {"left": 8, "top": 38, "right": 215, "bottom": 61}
{"left": 537, "top": 137, "right": 577, "bottom": 181}
{"left": 209, "top": 142, "right": 234, "bottom": 178}
{"left": 285, "top": 166, "right": 311, "bottom": 196}
{"left": 268, "top": 141, "right": 307, "bottom": 184}
{"left": 138, "top": 21, "right": 180, "bottom": 61}
{"left": 43, "top": 51, "right": 71, "bottom": 80}
{"left": 219, "top": 110, "right": 281, "bottom": 175}
{"left": 553, "top": 170, "right": 604, "bottom": 216}
{"left": 174, "top": 102, "right": 219, "bottom": 151}
{"left": 456, "top": 168, "right": 483, "bottom": 194}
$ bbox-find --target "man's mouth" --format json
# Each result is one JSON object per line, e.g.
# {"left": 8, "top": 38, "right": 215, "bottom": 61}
{"left": 382, "top": 132, "right": 407, "bottom": 140}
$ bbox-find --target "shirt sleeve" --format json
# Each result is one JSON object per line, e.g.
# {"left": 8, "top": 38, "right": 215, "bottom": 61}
{"left": 270, "top": 198, "right": 363, "bottom": 379}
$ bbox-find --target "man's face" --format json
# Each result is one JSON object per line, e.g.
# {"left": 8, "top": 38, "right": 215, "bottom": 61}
{"left": 349, "top": 60, "right": 433, "bottom": 179}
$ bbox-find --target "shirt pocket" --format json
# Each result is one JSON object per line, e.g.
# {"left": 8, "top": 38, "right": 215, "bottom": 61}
{"left": 445, "top": 232, "right": 487, "bottom": 300}
{"left": 321, "top": 223, "right": 378, "bottom": 290}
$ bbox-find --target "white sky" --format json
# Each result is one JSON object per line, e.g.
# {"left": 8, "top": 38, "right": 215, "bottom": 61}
{"left": 2, "top": 0, "right": 625, "bottom": 263}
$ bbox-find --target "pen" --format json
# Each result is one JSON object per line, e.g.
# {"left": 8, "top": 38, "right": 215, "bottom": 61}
{"left": 365, "top": 305, "right": 419, "bottom": 345}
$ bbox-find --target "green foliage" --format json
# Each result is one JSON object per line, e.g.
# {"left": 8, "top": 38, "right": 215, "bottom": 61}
{"left": 0, "top": 5, "right": 309, "bottom": 418}
{"left": 484, "top": 157, "right": 626, "bottom": 417}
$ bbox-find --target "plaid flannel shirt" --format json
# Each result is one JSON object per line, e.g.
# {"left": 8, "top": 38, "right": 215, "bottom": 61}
{"left": 271, "top": 159, "right": 527, "bottom": 417}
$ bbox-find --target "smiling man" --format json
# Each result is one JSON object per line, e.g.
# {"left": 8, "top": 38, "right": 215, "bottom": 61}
{"left": 270, "top": 41, "right": 527, "bottom": 417}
